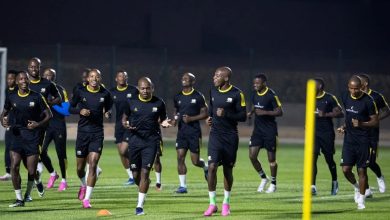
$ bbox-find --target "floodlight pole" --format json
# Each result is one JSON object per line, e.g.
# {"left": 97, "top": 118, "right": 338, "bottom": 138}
{"left": 0, "top": 47, "right": 7, "bottom": 140}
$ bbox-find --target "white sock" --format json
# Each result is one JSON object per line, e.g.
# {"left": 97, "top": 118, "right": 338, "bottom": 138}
{"left": 353, "top": 183, "right": 359, "bottom": 190}
{"left": 84, "top": 186, "right": 93, "bottom": 200}
{"left": 209, "top": 191, "right": 216, "bottom": 205}
{"left": 223, "top": 190, "right": 231, "bottom": 204}
{"left": 37, "top": 162, "right": 43, "bottom": 173}
{"left": 15, "top": 189, "right": 22, "bottom": 200}
{"left": 61, "top": 178, "right": 66, "bottom": 182}
{"left": 50, "top": 171, "right": 57, "bottom": 176}
{"left": 155, "top": 172, "right": 161, "bottom": 184}
{"left": 179, "top": 175, "right": 186, "bottom": 188}
{"left": 126, "top": 168, "right": 133, "bottom": 179}
{"left": 200, "top": 158, "right": 208, "bottom": 171}
{"left": 80, "top": 177, "right": 86, "bottom": 186}
{"left": 85, "top": 163, "right": 89, "bottom": 180}
{"left": 137, "top": 192, "right": 146, "bottom": 208}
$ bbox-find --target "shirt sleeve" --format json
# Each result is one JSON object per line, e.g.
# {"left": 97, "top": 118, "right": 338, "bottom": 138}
{"left": 225, "top": 91, "right": 246, "bottom": 122}
{"left": 50, "top": 82, "right": 63, "bottom": 101}
{"left": 159, "top": 99, "right": 168, "bottom": 122}
{"left": 367, "top": 97, "right": 378, "bottom": 116}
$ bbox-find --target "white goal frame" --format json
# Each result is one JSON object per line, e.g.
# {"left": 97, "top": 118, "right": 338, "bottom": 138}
{"left": 0, "top": 47, "right": 7, "bottom": 140}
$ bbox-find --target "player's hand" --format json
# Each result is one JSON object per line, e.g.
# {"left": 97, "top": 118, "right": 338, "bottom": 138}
{"left": 80, "top": 109, "right": 90, "bottom": 116}
{"left": 104, "top": 111, "right": 111, "bottom": 119}
{"left": 255, "top": 109, "right": 267, "bottom": 116}
{"left": 352, "top": 118, "right": 360, "bottom": 127}
{"left": 216, "top": 108, "right": 224, "bottom": 117}
{"left": 27, "top": 120, "right": 39, "bottom": 129}
{"left": 318, "top": 110, "right": 325, "bottom": 117}
{"left": 206, "top": 117, "right": 212, "bottom": 126}
{"left": 182, "top": 114, "right": 192, "bottom": 123}
{"left": 337, "top": 126, "right": 345, "bottom": 134}
{"left": 247, "top": 112, "right": 253, "bottom": 119}
{"left": 1, "top": 116, "right": 9, "bottom": 128}
{"left": 161, "top": 119, "right": 172, "bottom": 128}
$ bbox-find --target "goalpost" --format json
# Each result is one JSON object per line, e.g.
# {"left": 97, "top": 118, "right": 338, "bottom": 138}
{"left": 0, "top": 47, "right": 7, "bottom": 140}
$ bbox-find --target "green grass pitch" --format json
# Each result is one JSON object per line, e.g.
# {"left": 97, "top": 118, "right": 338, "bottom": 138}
{"left": 0, "top": 141, "right": 389, "bottom": 219}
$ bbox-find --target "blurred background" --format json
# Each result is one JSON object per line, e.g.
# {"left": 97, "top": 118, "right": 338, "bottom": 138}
{"left": 1, "top": 0, "right": 390, "bottom": 141}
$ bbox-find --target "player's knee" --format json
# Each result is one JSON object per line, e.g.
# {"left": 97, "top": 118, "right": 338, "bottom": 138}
{"left": 249, "top": 153, "right": 258, "bottom": 162}
{"left": 269, "top": 161, "right": 277, "bottom": 167}
{"left": 342, "top": 166, "right": 351, "bottom": 174}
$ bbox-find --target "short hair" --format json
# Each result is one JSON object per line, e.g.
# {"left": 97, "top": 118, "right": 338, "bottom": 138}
{"left": 7, "top": 70, "right": 18, "bottom": 76}
{"left": 88, "top": 69, "right": 101, "bottom": 76}
{"left": 254, "top": 73, "right": 267, "bottom": 82}
{"left": 358, "top": 73, "right": 370, "bottom": 86}
{"left": 17, "top": 70, "right": 28, "bottom": 77}
{"left": 314, "top": 77, "right": 325, "bottom": 89}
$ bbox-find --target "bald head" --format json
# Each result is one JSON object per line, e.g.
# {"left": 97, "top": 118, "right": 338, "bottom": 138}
{"left": 216, "top": 66, "right": 232, "bottom": 79}
{"left": 27, "top": 57, "right": 42, "bottom": 79}
{"left": 182, "top": 72, "right": 195, "bottom": 87}
{"left": 138, "top": 77, "right": 154, "bottom": 100}
{"left": 348, "top": 75, "right": 363, "bottom": 98}
{"left": 213, "top": 66, "right": 232, "bottom": 87}
{"left": 358, "top": 73, "right": 370, "bottom": 92}
{"left": 43, "top": 68, "right": 56, "bottom": 81}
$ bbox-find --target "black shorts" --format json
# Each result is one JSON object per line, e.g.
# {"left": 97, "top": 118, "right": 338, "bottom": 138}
{"left": 369, "top": 141, "right": 378, "bottom": 165}
{"left": 249, "top": 133, "right": 278, "bottom": 152}
{"left": 115, "top": 124, "right": 126, "bottom": 144}
{"left": 128, "top": 140, "right": 159, "bottom": 171}
{"left": 176, "top": 132, "right": 201, "bottom": 154}
{"left": 341, "top": 134, "right": 370, "bottom": 169}
{"left": 11, "top": 129, "right": 43, "bottom": 156}
{"left": 208, "top": 131, "right": 238, "bottom": 167}
{"left": 315, "top": 132, "right": 335, "bottom": 156}
{"left": 5, "top": 129, "right": 15, "bottom": 150}
{"left": 42, "top": 126, "right": 67, "bottom": 151}
{"left": 75, "top": 131, "right": 104, "bottom": 158}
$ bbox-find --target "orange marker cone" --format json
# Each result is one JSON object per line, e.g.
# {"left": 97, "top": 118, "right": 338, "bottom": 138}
{"left": 97, "top": 209, "right": 112, "bottom": 216}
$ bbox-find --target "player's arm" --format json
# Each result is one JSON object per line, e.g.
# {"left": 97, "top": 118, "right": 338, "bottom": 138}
{"left": 352, "top": 100, "right": 379, "bottom": 128}
{"left": 320, "top": 95, "right": 344, "bottom": 118}
{"left": 206, "top": 89, "right": 213, "bottom": 126}
{"left": 224, "top": 91, "right": 246, "bottom": 122}
{"left": 69, "top": 90, "right": 89, "bottom": 116}
{"left": 104, "top": 92, "right": 113, "bottom": 119}
{"left": 159, "top": 100, "right": 172, "bottom": 128}
{"left": 52, "top": 87, "right": 70, "bottom": 116}
{"left": 0, "top": 96, "right": 12, "bottom": 127}
{"left": 48, "top": 82, "right": 62, "bottom": 106}
{"left": 182, "top": 93, "right": 209, "bottom": 123}
{"left": 378, "top": 95, "right": 390, "bottom": 120}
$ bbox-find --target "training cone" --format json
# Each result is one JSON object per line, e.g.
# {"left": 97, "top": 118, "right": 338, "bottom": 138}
{"left": 97, "top": 209, "right": 112, "bottom": 217}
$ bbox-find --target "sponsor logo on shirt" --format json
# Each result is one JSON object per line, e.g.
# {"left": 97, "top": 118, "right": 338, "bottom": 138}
{"left": 346, "top": 106, "right": 358, "bottom": 114}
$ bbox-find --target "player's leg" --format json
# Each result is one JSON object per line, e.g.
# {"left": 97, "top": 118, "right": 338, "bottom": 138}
{"left": 9, "top": 151, "right": 24, "bottom": 207}
{"left": 189, "top": 136, "right": 208, "bottom": 180}
{"left": 82, "top": 151, "right": 101, "bottom": 207}
{"left": 266, "top": 149, "right": 277, "bottom": 193}
{"left": 25, "top": 153, "right": 41, "bottom": 199}
{"left": 312, "top": 153, "right": 319, "bottom": 195}
{"left": 356, "top": 167, "right": 368, "bottom": 209}
{"left": 40, "top": 129, "right": 57, "bottom": 183}
{"left": 324, "top": 153, "right": 338, "bottom": 195}
{"left": 154, "top": 142, "right": 163, "bottom": 190}
{"left": 118, "top": 141, "right": 134, "bottom": 185}
{"left": 249, "top": 145, "right": 269, "bottom": 192}
{"left": 54, "top": 129, "right": 68, "bottom": 191}
{"left": 176, "top": 148, "right": 188, "bottom": 193}
{"left": 204, "top": 134, "right": 221, "bottom": 216}
{"left": 1, "top": 131, "right": 12, "bottom": 181}
{"left": 368, "top": 142, "right": 385, "bottom": 193}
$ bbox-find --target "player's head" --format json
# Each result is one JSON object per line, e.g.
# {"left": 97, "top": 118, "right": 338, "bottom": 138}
{"left": 358, "top": 73, "right": 370, "bottom": 92}
{"left": 348, "top": 75, "right": 362, "bottom": 98}
{"left": 43, "top": 68, "right": 56, "bottom": 82}
{"left": 182, "top": 72, "right": 195, "bottom": 87}
{"left": 314, "top": 77, "right": 325, "bottom": 94}
{"left": 138, "top": 77, "right": 154, "bottom": 100}
{"left": 16, "top": 71, "right": 30, "bottom": 90}
{"left": 27, "top": 57, "right": 41, "bottom": 78}
{"left": 253, "top": 73, "right": 267, "bottom": 92}
{"left": 7, "top": 70, "right": 18, "bottom": 88}
{"left": 82, "top": 68, "right": 91, "bottom": 84}
{"left": 213, "top": 66, "right": 232, "bottom": 87}
{"left": 115, "top": 70, "right": 128, "bottom": 86}
{"left": 87, "top": 69, "right": 102, "bottom": 88}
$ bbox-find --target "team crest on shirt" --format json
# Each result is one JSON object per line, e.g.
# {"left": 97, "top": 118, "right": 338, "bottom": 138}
{"left": 134, "top": 107, "right": 138, "bottom": 112}
{"left": 191, "top": 99, "right": 197, "bottom": 104}
{"left": 131, "top": 164, "right": 137, "bottom": 169}
{"left": 152, "top": 107, "right": 158, "bottom": 112}
{"left": 100, "top": 97, "right": 105, "bottom": 102}
{"left": 13, "top": 103, "right": 17, "bottom": 107}
{"left": 127, "top": 93, "right": 132, "bottom": 98}
{"left": 113, "top": 96, "right": 117, "bottom": 99}
{"left": 40, "top": 88, "right": 46, "bottom": 93}
{"left": 226, "top": 97, "right": 233, "bottom": 103}
{"left": 178, "top": 101, "right": 181, "bottom": 105}
{"left": 29, "top": 102, "right": 35, "bottom": 107}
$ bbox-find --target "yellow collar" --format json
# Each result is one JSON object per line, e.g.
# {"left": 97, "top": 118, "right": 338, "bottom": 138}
{"left": 86, "top": 85, "right": 100, "bottom": 93}
{"left": 117, "top": 85, "right": 128, "bottom": 92}
{"left": 218, "top": 85, "right": 233, "bottom": 93}
{"left": 138, "top": 94, "right": 152, "bottom": 102}
{"left": 351, "top": 93, "right": 364, "bottom": 100}
{"left": 316, "top": 91, "right": 325, "bottom": 99}
{"left": 18, "top": 90, "right": 30, "bottom": 97}
{"left": 367, "top": 89, "right": 372, "bottom": 95}
{"left": 182, "top": 88, "right": 194, "bottom": 96}
{"left": 9, "top": 87, "right": 15, "bottom": 91}
{"left": 257, "top": 87, "right": 269, "bottom": 96}
{"left": 30, "top": 77, "right": 41, "bottom": 84}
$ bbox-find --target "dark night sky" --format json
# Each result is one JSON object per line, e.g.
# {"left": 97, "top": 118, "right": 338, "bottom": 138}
{"left": 1, "top": 0, "right": 390, "bottom": 54}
